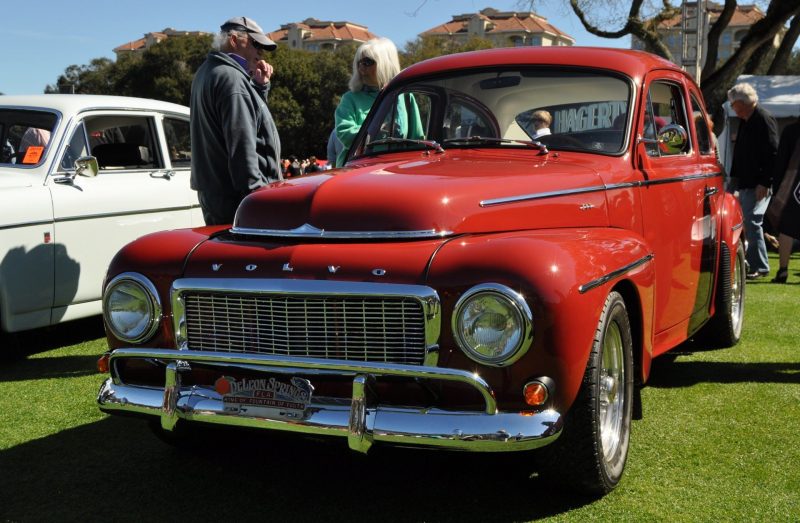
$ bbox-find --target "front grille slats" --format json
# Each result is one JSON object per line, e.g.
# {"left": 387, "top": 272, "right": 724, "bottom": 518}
{"left": 182, "top": 293, "right": 427, "bottom": 365}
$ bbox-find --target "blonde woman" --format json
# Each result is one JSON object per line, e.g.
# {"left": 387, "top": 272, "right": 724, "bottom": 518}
{"left": 334, "top": 38, "right": 401, "bottom": 167}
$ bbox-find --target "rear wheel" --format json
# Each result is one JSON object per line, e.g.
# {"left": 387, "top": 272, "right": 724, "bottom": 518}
{"left": 697, "top": 242, "right": 745, "bottom": 347}
{"left": 540, "top": 291, "right": 633, "bottom": 494}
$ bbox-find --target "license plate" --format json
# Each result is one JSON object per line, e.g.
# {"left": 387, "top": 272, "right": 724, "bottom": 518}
{"left": 215, "top": 376, "right": 314, "bottom": 420}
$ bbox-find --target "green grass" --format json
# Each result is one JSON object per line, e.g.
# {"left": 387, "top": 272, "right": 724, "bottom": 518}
{"left": 1, "top": 253, "right": 798, "bottom": 522}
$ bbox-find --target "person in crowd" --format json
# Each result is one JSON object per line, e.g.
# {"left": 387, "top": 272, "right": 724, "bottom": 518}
{"left": 727, "top": 82, "right": 779, "bottom": 280}
{"left": 190, "top": 16, "right": 282, "bottom": 225}
{"left": 766, "top": 117, "right": 800, "bottom": 283}
{"left": 529, "top": 110, "right": 551, "bottom": 140}
{"left": 334, "top": 37, "right": 401, "bottom": 167}
{"left": 286, "top": 155, "right": 302, "bottom": 177}
{"left": 305, "top": 156, "right": 322, "bottom": 174}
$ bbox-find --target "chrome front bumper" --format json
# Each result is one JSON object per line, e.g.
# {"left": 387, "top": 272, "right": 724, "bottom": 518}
{"left": 97, "top": 348, "right": 562, "bottom": 453}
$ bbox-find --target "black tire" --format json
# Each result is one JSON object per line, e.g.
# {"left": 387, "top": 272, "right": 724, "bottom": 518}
{"left": 540, "top": 291, "right": 634, "bottom": 495}
{"left": 697, "top": 241, "right": 745, "bottom": 347}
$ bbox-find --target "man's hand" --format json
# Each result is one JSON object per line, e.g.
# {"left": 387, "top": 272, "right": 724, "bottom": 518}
{"left": 756, "top": 184, "right": 771, "bottom": 201}
{"left": 252, "top": 60, "right": 273, "bottom": 85}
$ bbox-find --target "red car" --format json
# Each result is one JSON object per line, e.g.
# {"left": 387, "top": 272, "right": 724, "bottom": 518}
{"left": 97, "top": 47, "right": 745, "bottom": 494}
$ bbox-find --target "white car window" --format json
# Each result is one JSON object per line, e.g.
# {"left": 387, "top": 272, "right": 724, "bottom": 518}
{"left": 163, "top": 117, "right": 191, "bottom": 168}
{"left": 0, "top": 109, "right": 57, "bottom": 166}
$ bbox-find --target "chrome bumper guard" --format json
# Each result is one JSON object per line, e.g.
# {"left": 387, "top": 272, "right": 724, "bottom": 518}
{"left": 98, "top": 348, "right": 562, "bottom": 453}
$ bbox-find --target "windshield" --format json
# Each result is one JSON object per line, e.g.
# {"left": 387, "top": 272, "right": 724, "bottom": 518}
{"left": 0, "top": 109, "right": 58, "bottom": 167}
{"left": 352, "top": 68, "right": 631, "bottom": 160}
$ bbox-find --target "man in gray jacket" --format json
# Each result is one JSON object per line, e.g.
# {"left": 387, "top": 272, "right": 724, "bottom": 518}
{"left": 190, "top": 16, "right": 282, "bottom": 225}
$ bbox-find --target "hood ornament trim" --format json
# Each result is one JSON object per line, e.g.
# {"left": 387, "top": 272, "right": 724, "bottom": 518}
{"left": 231, "top": 223, "right": 453, "bottom": 240}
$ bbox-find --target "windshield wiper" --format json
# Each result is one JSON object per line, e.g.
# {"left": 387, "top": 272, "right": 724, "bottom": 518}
{"left": 367, "top": 137, "right": 445, "bottom": 154}
{"left": 442, "top": 136, "right": 548, "bottom": 155}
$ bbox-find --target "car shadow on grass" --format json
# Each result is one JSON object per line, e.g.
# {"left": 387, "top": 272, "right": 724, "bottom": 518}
{"left": 0, "top": 416, "right": 601, "bottom": 522}
{"left": 0, "top": 316, "right": 105, "bottom": 361}
{"left": 0, "top": 353, "right": 101, "bottom": 382}
{"left": 646, "top": 356, "right": 800, "bottom": 388}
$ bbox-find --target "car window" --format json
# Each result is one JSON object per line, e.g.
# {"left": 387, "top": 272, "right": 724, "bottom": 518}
{"left": 163, "top": 117, "right": 191, "bottom": 168}
{"left": 61, "top": 122, "right": 89, "bottom": 171}
{"left": 67, "top": 115, "right": 162, "bottom": 171}
{"left": 363, "top": 91, "right": 430, "bottom": 153}
{"left": 445, "top": 97, "right": 496, "bottom": 140}
{"left": 644, "top": 81, "right": 690, "bottom": 157}
{"left": 351, "top": 68, "right": 631, "bottom": 161}
{"left": 690, "top": 95, "right": 713, "bottom": 156}
{"left": 0, "top": 109, "right": 57, "bottom": 166}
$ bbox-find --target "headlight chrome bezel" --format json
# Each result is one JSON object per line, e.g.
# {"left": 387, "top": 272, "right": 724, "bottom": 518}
{"left": 102, "top": 272, "right": 162, "bottom": 343}
{"left": 451, "top": 283, "right": 534, "bottom": 367}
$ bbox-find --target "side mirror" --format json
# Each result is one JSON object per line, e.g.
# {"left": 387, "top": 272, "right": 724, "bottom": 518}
{"left": 656, "top": 124, "right": 688, "bottom": 155}
{"left": 75, "top": 156, "right": 99, "bottom": 178}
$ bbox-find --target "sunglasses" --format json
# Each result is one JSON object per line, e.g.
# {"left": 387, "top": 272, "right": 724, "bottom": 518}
{"left": 358, "top": 57, "right": 376, "bottom": 67}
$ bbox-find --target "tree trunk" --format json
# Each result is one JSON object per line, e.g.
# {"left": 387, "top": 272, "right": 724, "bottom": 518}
{"left": 768, "top": 14, "right": 800, "bottom": 75}
{"left": 702, "top": 3, "right": 800, "bottom": 125}
{"left": 702, "top": 0, "right": 737, "bottom": 83}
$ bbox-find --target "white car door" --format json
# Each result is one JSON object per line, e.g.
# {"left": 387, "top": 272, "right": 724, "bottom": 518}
{"left": 48, "top": 110, "right": 196, "bottom": 321}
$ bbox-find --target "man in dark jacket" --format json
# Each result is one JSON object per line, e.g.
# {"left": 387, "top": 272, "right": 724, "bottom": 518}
{"left": 728, "top": 82, "right": 779, "bottom": 279}
{"left": 190, "top": 16, "right": 282, "bottom": 225}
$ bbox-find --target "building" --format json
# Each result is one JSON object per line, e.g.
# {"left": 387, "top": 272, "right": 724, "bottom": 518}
{"left": 114, "top": 28, "right": 211, "bottom": 58}
{"left": 419, "top": 7, "right": 574, "bottom": 48}
{"left": 633, "top": 3, "right": 778, "bottom": 68}
{"left": 267, "top": 18, "right": 377, "bottom": 51}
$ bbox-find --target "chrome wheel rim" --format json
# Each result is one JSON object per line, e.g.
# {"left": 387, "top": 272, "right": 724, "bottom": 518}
{"left": 599, "top": 319, "right": 625, "bottom": 467}
{"left": 731, "top": 247, "right": 745, "bottom": 336}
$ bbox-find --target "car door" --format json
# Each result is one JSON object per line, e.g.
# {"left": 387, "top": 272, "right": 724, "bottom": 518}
{"left": 635, "top": 72, "right": 720, "bottom": 344}
{"left": 0, "top": 108, "right": 59, "bottom": 332}
{"left": 48, "top": 110, "right": 196, "bottom": 318}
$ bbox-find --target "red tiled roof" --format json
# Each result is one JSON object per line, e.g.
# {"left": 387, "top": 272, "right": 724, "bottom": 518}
{"left": 420, "top": 10, "right": 573, "bottom": 42}
{"left": 268, "top": 20, "right": 376, "bottom": 44}
{"left": 114, "top": 37, "right": 148, "bottom": 53}
{"left": 658, "top": 4, "right": 764, "bottom": 29}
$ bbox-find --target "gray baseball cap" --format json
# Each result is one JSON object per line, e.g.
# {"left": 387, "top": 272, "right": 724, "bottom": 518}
{"left": 221, "top": 16, "right": 277, "bottom": 51}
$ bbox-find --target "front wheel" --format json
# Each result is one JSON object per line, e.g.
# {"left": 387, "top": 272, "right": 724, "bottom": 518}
{"left": 540, "top": 291, "right": 634, "bottom": 494}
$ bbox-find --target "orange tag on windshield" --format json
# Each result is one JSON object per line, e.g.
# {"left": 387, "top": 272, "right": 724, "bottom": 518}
{"left": 22, "top": 146, "right": 44, "bottom": 164}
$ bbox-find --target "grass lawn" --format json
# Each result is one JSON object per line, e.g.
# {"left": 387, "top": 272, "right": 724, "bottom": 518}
{"left": 1, "top": 253, "right": 798, "bottom": 522}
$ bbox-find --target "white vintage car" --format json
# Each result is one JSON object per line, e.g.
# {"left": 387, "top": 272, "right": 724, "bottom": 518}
{"left": 1, "top": 95, "right": 202, "bottom": 335}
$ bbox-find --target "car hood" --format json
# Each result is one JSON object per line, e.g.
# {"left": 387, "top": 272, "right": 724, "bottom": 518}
{"left": 234, "top": 151, "right": 610, "bottom": 237}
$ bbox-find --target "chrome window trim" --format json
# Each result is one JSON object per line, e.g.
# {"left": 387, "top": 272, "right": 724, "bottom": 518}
{"left": 171, "top": 278, "right": 442, "bottom": 362}
{"left": 578, "top": 253, "right": 655, "bottom": 294}
{"left": 480, "top": 172, "right": 721, "bottom": 207}
{"left": 231, "top": 223, "right": 453, "bottom": 239}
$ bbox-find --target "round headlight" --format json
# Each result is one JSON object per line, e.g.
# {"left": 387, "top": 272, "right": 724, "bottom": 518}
{"left": 103, "top": 273, "right": 161, "bottom": 343}
{"left": 452, "top": 284, "right": 533, "bottom": 366}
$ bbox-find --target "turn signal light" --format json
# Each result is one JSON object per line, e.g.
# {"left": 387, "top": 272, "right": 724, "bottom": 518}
{"left": 97, "top": 353, "right": 110, "bottom": 374}
{"left": 523, "top": 381, "right": 549, "bottom": 407}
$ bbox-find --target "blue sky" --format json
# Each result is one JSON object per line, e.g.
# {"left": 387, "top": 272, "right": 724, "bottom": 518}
{"left": 0, "top": 0, "right": 630, "bottom": 95}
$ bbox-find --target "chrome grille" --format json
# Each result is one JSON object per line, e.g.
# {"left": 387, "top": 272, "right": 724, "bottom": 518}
{"left": 181, "top": 292, "right": 428, "bottom": 365}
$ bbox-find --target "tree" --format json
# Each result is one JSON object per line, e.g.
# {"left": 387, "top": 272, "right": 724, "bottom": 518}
{"left": 45, "top": 58, "right": 117, "bottom": 95}
{"left": 113, "top": 34, "right": 212, "bottom": 105}
{"left": 268, "top": 44, "right": 356, "bottom": 159}
{"left": 564, "top": 1, "right": 800, "bottom": 125}
{"left": 401, "top": 35, "right": 494, "bottom": 67}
